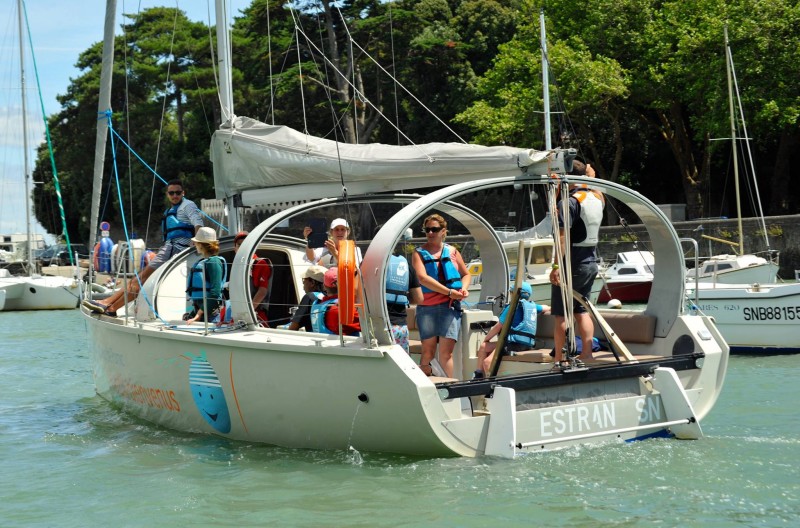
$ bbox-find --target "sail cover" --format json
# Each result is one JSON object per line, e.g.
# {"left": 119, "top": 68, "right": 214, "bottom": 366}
{"left": 210, "top": 117, "right": 570, "bottom": 205}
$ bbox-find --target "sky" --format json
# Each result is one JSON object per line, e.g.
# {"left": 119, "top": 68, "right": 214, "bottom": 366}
{"left": 0, "top": 0, "right": 250, "bottom": 243}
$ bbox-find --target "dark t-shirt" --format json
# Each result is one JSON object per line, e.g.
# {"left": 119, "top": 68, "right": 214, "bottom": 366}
{"left": 291, "top": 292, "right": 321, "bottom": 331}
{"left": 387, "top": 263, "right": 420, "bottom": 326}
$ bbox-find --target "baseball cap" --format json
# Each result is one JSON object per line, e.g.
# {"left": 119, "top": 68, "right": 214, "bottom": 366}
{"left": 330, "top": 218, "right": 349, "bottom": 230}
{"left": 305, "top": 265, "right": 327, "bottom": 284}
{"left": 324, "top": 267, "right": 338, "bottom": 288}
{"left": 512, "top": 282, "right": 532, "bottom": 300}
{"left": 234, "top": 231, "right": 248, "bottom": 244}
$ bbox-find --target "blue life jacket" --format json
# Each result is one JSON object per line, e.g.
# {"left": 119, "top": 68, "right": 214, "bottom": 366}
{"left": 416, "top": 245, "right": 462, "bottom": 293}
{"left": 162, "top": 200, "right": 195, "bottom": 241}
{"left": 186, "top": 256, "right": 226, "bottom": 301}
{"left": 385, "top": 255, "right": 410, "bottom": 305}
{"left": 310, "top": 297, "right": 338, "bottom": 334}
{"left": 507, "top": 299, "right": 538, "bottom": 347}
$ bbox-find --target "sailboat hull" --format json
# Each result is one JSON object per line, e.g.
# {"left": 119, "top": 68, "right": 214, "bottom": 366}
{"left": 0, "top": 276, "right": 80, "bottom": 311}
{"left": 85, "top": 311, "right": 726, "bottom": 457}
{"left": 688, "top": 282, "right": 800, "bottom": 353}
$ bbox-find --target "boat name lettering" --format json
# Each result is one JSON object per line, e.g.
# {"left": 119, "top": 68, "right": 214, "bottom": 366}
{"left": 635, "top": 396, "right": 663, "bottom": 423}
{"left": 723, "top": 304, "right": 740, "bottom": 311}
{"left": 540, "top": 402, "right": 617, "bottom": 437}
{"left": 112, "top": 376, "right": 181, "bottom": 412}
{"left": 743, "top": 306, "right": 799, "bottom": 321}
{"left": 696, "top": 304, "right": 718, "bottom": 311}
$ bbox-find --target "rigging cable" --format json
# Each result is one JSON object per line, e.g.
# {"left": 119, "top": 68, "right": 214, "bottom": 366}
{"left": 21, "top": 0, "right": 74, "bottom": 264}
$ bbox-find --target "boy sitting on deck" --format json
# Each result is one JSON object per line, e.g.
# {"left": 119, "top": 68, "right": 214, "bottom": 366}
{"left": 474, "top": 282, "right": 550, "bottom": 378}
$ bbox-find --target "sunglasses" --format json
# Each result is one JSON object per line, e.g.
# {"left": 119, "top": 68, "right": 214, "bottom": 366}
{"left": 167, "top": 190, "right": 183, "bottom": 196}
{"left": 424, "top": 226, "right": 443, "bottom": 233}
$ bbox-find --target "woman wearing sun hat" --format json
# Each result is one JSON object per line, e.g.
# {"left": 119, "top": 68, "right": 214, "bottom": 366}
{"left": 184, "top": 227, "right": 226, "bottom": 324}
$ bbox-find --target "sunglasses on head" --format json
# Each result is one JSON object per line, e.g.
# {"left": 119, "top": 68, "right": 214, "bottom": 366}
{"left": 167, "top": 190, "right": 182, "bottom": 196}
{"left": 424, "top": 226, "right": 443, "bottom": 233}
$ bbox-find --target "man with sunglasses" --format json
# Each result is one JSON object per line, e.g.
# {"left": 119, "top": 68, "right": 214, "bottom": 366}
{"left": 84, "top": 179, "right": 203, "bottom": 316}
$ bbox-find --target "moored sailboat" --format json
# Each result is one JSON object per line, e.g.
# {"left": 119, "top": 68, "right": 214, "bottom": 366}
{"left": 686, "top": 28, "right": 799, "bottom": 353}
{"left": 0, "top": 0, "right": 81, "bottom": 311}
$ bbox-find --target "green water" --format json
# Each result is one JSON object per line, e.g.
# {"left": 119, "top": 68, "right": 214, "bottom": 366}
{"left": 1, "top": 310, "right": 797, "bottom": 527}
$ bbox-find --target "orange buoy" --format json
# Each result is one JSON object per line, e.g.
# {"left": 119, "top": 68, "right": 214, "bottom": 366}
{"left": 337, "top": 239, "right": 358, "bottom": 324}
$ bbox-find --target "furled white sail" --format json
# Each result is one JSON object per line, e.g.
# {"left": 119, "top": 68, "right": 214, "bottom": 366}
{"left": 211, "top": 117, "right": 572, "bottom": 206}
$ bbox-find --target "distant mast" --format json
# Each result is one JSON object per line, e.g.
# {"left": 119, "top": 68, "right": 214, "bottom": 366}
{"left": 724, "top": 26, "right": 744, "bottom": 256}
{"left": 17, "top": 0, "right": 32, "bottom": 270}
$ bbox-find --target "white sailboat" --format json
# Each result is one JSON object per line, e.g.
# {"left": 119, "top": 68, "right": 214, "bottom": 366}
{"left": 81, "top": 1, "right": 728, "bottom": 457}
{"left": 686, "top": 27, "right": 799, "bottom": 353}
{"left": 0, "top": 0, "right": 81, "bottom": 312}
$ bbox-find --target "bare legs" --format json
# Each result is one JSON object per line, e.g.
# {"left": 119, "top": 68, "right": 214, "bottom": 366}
{"left": 420, "top": 336, "right": 457, "bottom": 377}
{"left": 97, "top": 265, "right": 156, "bottom": 313}
{"left": 476, "top": 341, "right": 497, "bottom": 374}
{"left": 553, "top": 312, "right": 594, "bottom": 363}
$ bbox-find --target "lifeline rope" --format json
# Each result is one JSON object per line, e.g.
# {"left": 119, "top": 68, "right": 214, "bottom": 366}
{"left": 21, "top": 1, "right": 75, "bottom": 266}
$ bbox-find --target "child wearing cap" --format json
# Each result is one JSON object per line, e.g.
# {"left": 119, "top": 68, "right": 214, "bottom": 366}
{"left": 288, "top": 265, "right": 327, "bottom": 331}
{"left": 309, "top": 268, "right": 361, "bottom": 336}
{"left": 302, "top": 218, "right": 363, "bottom": 268}
{"left": 474, "top": 282, "right": 550, "bottom": 378}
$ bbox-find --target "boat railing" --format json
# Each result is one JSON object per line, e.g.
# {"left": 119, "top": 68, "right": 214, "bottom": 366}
{"left": 680, "top": 238, "right": 700, "bottom": 307}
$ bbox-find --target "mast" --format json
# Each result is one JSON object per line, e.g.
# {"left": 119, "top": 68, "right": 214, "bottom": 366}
{"left": 540, "top": 8, "right": 552, "bottom": 150}
{"left": 17, "top": 0, "right": 33, "bottom": 271}
{"left": 724, "top": 26, "right": 744, "bottom": 256}
{"left": 215, "top": 0, "right": 241, "bottom": 233}
{"left": 215, "top": 0, "right": 234, "bottom": 124}
{"left": 89, "top": 0, "right": 118, "bottom": 258}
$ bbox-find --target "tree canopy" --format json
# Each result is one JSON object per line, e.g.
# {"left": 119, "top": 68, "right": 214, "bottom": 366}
{"left": 32, "top": 0, "right": 799, "bottom": 245}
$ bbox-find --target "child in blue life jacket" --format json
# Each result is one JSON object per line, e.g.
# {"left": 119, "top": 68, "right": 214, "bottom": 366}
{"left": 474, "top": 282, "right": 550, "bottom": 378}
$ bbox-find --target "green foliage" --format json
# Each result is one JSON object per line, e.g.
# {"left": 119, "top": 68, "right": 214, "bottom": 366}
{"left": 30, "top": 0, "right": 800, "bottom": 244}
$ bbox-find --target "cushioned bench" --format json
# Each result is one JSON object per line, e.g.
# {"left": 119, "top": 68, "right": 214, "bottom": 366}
{"left": 536, "top": 312, "right": 656, "bottom": 344}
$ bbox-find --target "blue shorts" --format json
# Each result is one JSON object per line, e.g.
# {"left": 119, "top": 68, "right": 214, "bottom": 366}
{"left": 416, "top": 302, "right": 462, "bottom": 341}
{"left": 551, "top": 262, "right": 598, "bottom": 316}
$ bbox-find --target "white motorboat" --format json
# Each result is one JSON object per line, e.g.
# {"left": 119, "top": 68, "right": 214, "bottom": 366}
{"left": 81, "top": 2, "right": 728, "bottom": 458}
{"left": 595, "top": 251, "right": 654, "bottom": 304}
{"left": 467, "top": 234, "right": 554, "bottom": 304}
{"left": 694, "top": 253, "right": 778, "bottom": 285}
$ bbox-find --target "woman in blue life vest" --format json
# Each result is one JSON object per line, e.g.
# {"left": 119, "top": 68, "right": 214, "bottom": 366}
{"left": 473, "top": 282, "right": 551, "bottom": 378}
{"left": 411, "top": 213, "right": 471, "bottom": 378}
{"left": 184, "top": 227, "right": 226, "bottom": 324}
